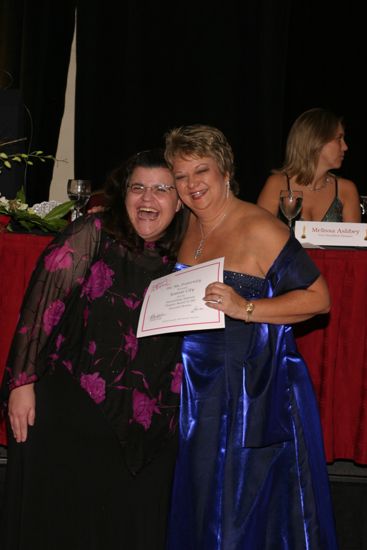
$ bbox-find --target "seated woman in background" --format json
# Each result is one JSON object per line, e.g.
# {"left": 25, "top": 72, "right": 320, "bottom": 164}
{"left": 257, "top": 107, "right": 362, "bottom": 222}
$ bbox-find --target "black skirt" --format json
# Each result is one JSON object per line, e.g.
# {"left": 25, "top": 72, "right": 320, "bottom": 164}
{"left": 1, "top": 367, "right": 177, "bottom": 550}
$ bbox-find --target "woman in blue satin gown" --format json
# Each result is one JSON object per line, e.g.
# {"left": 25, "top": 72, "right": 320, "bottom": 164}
{"left": 164, "top": 124, "right": 339, "bottom": 549}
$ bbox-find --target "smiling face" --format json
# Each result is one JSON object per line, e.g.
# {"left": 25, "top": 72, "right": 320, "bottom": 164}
{"left": 319, "top": 123, "right": 348, "bottom": 170}
{"left": 125, "top": 166, "right": 181, "bottom": 242}
{"left": 172, "top": 155, "right": 229, "bottom": 213}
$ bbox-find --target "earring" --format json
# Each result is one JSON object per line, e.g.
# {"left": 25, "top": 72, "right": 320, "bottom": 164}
{"left": 226, "top": 181, "right": 230, "bottom": 199}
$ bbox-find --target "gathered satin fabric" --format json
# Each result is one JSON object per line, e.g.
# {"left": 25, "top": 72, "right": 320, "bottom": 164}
{"left": 167, "top": 237, "right": 338, "bottom": 550}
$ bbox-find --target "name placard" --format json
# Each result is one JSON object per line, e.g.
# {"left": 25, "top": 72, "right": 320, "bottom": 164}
{"left": 294, "top": 221, "right": 367, "bottom": 248}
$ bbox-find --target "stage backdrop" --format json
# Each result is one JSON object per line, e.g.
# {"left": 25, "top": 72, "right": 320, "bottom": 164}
{"left": 0, "top": 89, "right": 26, "bottom": 199}
{"left": 0, "top": 0, "right": 366, "bottom": 204}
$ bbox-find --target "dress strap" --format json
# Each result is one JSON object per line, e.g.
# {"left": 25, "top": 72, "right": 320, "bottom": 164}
{"left": 334, "top": 175, "right": 339, "bottom": 198}
{"left": 285, "top": 172, "right": 291, "bottom": 191}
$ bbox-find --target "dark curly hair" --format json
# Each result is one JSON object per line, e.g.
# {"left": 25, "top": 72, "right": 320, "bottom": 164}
{"left": 102, "top": 149, "right": 189, "bottom": 260}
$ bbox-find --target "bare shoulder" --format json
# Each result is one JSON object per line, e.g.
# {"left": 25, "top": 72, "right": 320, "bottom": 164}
{"left": 263, "top": 173, "right": 285, "bottom": 187}
{"left": 235, "top": 200, "right": 290, "bottom": 262}
{"left": 333, "top": 177, "right": 362, "bottom": 222}
{"left": 243, "top": 202, "right": 288, "bottom": 240}
{"left": 259, "top": 173, "right": 286, "bottom": 194}
{"left": 338, "top": 177, "right": 360, "bottom": 196}
{"left": 257, "top": 173, "right": 286, "bottom": 214}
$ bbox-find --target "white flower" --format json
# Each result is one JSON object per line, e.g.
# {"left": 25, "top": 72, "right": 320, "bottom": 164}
{"left": 16, "top": 202, "right": 28, "bottom": 211}
{"left": 0, "top": 196, "right": 9, "bottom": 208}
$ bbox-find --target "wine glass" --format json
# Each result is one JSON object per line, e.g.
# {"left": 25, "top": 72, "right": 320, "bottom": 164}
{"left": 360, "top": 195, "right": 367, "bottom": 222}
{"left": 279, "top": 190, "right": 303, "bottom": 231}
{"left": 67, "top": 179, "right": 92, "bottom": 220}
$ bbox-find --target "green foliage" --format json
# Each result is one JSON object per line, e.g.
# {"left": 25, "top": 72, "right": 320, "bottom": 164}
{"left": 0, "top": 149, "right": 55, "bottom": 173}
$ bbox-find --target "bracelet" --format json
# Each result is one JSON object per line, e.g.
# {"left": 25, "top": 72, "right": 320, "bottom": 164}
{"left": 244, "top": 301, "right": 255, "bottom": 323}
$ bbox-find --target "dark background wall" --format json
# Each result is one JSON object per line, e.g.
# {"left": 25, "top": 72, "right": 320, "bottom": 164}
{"left": 0, "top": 0, "right": 365, "bottom": 205}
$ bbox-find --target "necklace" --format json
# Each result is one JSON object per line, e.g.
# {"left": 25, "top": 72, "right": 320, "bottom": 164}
{"left": 194, "top": 209, "right": 228, "bottom": 260}
{"left": 309, "top": 174, "right": 331, "bottom": 192}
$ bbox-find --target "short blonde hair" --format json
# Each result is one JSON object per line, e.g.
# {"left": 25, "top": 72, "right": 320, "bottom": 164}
{"left": 164, "top": 124, "right": 238, "bottom": 193}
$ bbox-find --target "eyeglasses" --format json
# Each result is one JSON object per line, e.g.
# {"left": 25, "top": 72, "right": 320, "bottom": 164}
{"left": 127, "top": 183, "right": 177, "bottom": 195}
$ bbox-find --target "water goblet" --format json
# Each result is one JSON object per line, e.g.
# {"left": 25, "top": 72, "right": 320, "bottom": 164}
{"left": 279, "top": 190, "right": 303, "bottom": 231}
{"left": 67, "top": 179, "right": 92, "bottom": 220}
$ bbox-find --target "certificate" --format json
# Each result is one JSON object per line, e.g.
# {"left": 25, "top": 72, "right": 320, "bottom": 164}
{"left": 137, "top": 257, "right": 225, "bottom": 337}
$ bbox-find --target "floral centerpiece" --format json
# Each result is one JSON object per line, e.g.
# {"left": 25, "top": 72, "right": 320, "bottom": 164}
{"left": 0, "top": 139, "right": 74, "bottom": 233}
{"left": 0, "top": 187, "right": 74, "bottom": 233}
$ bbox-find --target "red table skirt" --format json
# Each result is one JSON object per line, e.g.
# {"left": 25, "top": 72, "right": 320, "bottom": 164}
{"left": 294, "top": 248, "right": 367, "bottom": 464}
{"left": 1, "top": 235, "right": 367, "bottom": 464}
{"left": 0, "top": 233, "right": 53, "bottom": 445}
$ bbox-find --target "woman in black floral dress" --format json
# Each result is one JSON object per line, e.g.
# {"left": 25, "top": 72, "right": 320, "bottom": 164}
{"left": 0, "top": 150, "right": 188, "bottom": 550}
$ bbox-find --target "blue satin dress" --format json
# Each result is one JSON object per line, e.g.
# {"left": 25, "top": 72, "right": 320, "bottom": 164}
{"left": 167, "top": 237, "right": 338, "bottom": 550}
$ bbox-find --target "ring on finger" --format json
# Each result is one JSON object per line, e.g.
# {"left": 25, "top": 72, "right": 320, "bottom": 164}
{"left": 217, "top": 296, "right": 223, "bottom": 304}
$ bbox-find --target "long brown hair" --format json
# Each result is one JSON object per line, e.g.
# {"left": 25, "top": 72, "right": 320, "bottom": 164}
{"left": 275, "top": 108, "right": 344, "bottom": 185}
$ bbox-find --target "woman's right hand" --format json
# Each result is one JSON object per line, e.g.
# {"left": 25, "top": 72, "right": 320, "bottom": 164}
{"left": 8, "top": 383, "right": 36, "bottom": 443}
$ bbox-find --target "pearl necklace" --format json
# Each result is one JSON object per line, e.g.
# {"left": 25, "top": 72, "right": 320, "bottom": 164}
{"left": 194, "top": 209, "right": 228, "bottom": 260}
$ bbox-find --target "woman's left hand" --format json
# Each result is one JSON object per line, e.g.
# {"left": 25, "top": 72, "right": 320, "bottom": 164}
{"left": 204, "top": 274, "right": 330, "bottom": 325}
{"left": 204, "top": 282, "right": 247, "bottom": 320}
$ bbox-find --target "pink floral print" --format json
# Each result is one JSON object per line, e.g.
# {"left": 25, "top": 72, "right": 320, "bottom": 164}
{"left": 81, "top": 260, "right": 114, "bottom": 300}
{"left": 44, "top": 241, "right": 74, "bottom": 272}
{"left": 124, "top": 327, "right": 138, "bottom": 360}
{"left": 56, "top": 334, "right": 65, "bottom": 350}
{"left": 43, "top": 300, "right": 65, "bottom": 335}
{"left": 80, "top": 372, "right": 106, "bottom": 404}
{"left": 122, "top": 293, "right": 142, "bottom": 310}
{"left": 132, "top": 389, "right": 160, "bottom": 430}
{"left": 62, "top": 360, "right": 73, "bottom": 372}
{"left": 83, "top": 306, "right": 90, "bottom": 327}
{"left": 88, "top": 341, "right": 96, "bottom": 355}
{"left": 170, "top": 362, "right": 183, "bottom": 394}
{"left": 13, "top": 372, "right": 34, "bottom": 387}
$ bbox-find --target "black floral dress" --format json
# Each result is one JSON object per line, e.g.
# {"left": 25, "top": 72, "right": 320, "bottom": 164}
{"left": 1, "top": 214, "right": 183, "bottom": 550}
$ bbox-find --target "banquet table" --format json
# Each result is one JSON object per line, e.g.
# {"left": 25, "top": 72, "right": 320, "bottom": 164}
{"left": 0, "top": 234, "right": 367, "bottom": 465}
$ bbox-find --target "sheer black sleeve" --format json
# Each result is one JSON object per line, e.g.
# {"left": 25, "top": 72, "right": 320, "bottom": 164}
{"left": 4, "top": 215, "right": 102, "bottom": 390}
